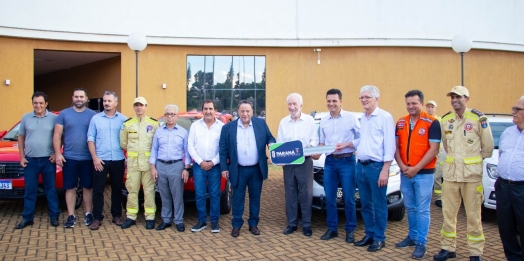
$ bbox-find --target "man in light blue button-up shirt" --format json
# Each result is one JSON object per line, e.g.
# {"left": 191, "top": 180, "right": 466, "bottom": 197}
{"left": 353, "top": 85, "right": 396, "bottom": 252}
{"left": 496, "top": 96, "right": 524, "bottom": 261}
{"left": 150, "top": 104, "right": 191, "bottom": 232}
{"left": 86, "top": 91, "right": 127, "bottom": 230}
{"left": 317, "top": 89, "right": 360, "bottom": 242}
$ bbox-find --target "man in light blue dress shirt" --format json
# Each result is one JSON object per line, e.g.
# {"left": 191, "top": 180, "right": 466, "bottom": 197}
{"left": 352, "top": 85, "right": 396, "bottom": 252}
{"left": 150, "top": 104, "right": 191, "bottom": 232}
{"left": 317, "top": 89, "right": 361, "bottom": 242}
{"left": 496, "top": 96, "right": 524, "bottom": 261}
{"left": 87, "top": 91, "right": 127, "bottom": 230}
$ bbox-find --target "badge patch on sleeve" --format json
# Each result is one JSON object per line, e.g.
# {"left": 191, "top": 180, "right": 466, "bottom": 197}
{"left": 464, "top": 122, "right": 473, "bottom": 131}
{"left": 481, "top": 120, "right": 488, "bottom": 129}
{"left": 448, "top": 124, "right": 453, "bottom": 130}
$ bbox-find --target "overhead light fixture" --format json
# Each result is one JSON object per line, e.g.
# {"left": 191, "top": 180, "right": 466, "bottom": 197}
{"left": 313, "top": 48, "right": 321, "bottom": 64}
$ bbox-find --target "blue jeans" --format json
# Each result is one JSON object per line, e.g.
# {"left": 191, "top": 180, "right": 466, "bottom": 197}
{"left": 324, "top": 155, "right": 357, "bottom": 232}
{"left": 401, "top": 173, "right": 434, "bottom": 245}
{"left": 21, "top": 156, "right": 60, "bottom": 220}
{"left": 193, "top": 163, "right": 222, "bottom": 223}
{"left": 356, "top": 161, "right": 388, "bottom": 241}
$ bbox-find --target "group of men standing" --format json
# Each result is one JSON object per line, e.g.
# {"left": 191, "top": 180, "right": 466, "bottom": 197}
{"left": 13, "top": 89, "right": 276, "bottom": 236}
{"left": 278, "top": 85, "right": 522, "bottom": 261}
{"left": 277, "top": 86, "right": 395, "bottom": 254}
{"left": 13, "top": 85, "right": 523, "bottom": 260}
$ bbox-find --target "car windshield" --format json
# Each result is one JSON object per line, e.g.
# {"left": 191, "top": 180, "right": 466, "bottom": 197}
{"left": 491, "top": 122, "right": 514, "bottom": 149}
{"left": 2, "top": 122, "right": 20, "bottom": 141}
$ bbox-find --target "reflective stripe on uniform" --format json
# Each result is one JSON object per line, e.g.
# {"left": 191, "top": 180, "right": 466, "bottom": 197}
{"left": 440, "top": 229, "right": 457, "bottom": 238}
{"left": 145, "top": 208, "right": 156, "bottom": 215}
{"left": 127, "top": 151, "right": 139, "bottom": 157}
{"left": 445, "top": 155, "right": 454, "bottom": 163}
{"left": 464, "top": 155, "right": 482, "bottom": 165}
{"left": 127, "top": 208, "right": 139, "bottom": 214}
{"left": 467, "top": 233, "right": 485, "bottom": 242}
{"left": 434, "top": 189, "right": 442, "bottom": 194}
{"left": 464, "top": 112, "right": 480, "bottom": 121}
{"left": 476, "top": 185, "right": 483, "bottom": 194}
{"left": 144, "top": 151, "right": 151, "bottom": 157}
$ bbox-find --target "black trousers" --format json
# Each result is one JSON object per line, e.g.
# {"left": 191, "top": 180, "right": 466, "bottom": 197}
{"left": 92, "top": 160, "right": 125, "bottom": 221}
{"left": 495, "top": 178, "right": 524, "bottom": 261}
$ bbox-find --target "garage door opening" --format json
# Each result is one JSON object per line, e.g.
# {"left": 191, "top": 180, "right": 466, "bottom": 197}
{"left": 34, "top": 50, "right": 121, "bottom": 112}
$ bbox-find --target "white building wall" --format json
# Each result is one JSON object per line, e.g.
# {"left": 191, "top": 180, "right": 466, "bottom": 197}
{"left": 0, "top": 0, "right": 523, "bottom": 51}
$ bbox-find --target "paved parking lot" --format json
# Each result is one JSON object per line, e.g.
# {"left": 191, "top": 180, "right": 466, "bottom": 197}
{"left": 0, "top": 166, "right": 507, "bottom": 260}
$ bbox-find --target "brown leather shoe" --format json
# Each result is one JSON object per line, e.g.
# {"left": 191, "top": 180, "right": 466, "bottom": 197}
{"left": 89, "top": 220, "right": 102, "bottom": 230}
{"left": 112, "top": 217, "right": 123, "bottom": 226}
{"left": 231, "top": 227, "right": 240, "bottom": 237}
{"left": 249, "top": 226, "right": 260, "bottom": 235}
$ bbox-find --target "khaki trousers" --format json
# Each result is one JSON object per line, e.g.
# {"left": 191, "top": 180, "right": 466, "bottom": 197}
{"left": 440, "top": 181, "right": 485, "bottom": 256}
{"left": 126, "top": 170, "right": 156, "bottom": 220}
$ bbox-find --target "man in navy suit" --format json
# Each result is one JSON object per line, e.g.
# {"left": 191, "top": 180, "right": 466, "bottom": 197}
{"left": 220, "top": 100, "right": 275, "bottom": 237}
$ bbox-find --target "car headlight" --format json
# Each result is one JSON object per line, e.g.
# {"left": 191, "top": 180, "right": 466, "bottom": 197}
{"left": 389, "top": 163, "right": 400, "bottom": 176}
{"left": 486, "top": 163, "right": 498, "bottom": 179}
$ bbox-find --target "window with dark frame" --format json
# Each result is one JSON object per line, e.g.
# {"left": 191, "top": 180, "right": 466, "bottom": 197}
{"left": 186, "top": 55, "right": 266, "bottom": 119}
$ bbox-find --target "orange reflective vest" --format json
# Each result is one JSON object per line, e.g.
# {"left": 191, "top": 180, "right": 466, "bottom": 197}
{"left": 396, "top": 111, "right": 437, "bottom": 170}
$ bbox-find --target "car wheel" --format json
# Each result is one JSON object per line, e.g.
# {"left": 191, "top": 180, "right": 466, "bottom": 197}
{"left": 388, "top": 205, "right": 405, "bottom": 221}
{"left": 74, "top": 185, "right": 83, "bottom": 209}
{"left": 220, "top": 180, "right": 232, "bottom": 214}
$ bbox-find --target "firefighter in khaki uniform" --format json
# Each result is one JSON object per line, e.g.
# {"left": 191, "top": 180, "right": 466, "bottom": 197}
{"left": 119, "top": 97, "right": 160, "bottom": 230}
{"left": 433, "top": 86, "right": 494, "bottom": 261}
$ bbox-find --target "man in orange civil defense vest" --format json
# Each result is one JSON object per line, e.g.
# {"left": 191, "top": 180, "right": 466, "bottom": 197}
{"left": 394, "top": 90, "right": 441, "bottom": 260}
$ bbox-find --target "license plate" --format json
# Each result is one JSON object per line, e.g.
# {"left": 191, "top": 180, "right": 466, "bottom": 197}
{"left": 0, "top": 180, "right": 12, "bottom": 190}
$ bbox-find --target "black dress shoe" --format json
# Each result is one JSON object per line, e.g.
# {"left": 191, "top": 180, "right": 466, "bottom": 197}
{"left": 320, "top": 229, "right": 338, "bottom": 240}
{"left": 231, "top": 227, "right": 240, "bottom": 237}
{"left": 155, "top": 222, "right": 172, "bottom": 230}
{"left": 121, "top": 218, "right": 136, "bottom": 229}
{"left": 283, "top": 225, "right": 297, "bottom": 235}
{"left": 345, "top": 230, "right": 355, "bottom": 243}
{"left": 176, "top": 223, "right": 185, "bottom": 232}
{"left": 469, "top": 256, "right": 482, "bottom": 261}
{"left": 145, "top": 220, "right": 155, "bottom": 230}
{"left": 354, "top": 235, "right": 373, "bottom": 247}
{"left": 15, "top": 220, "right": 34, "bottom": 229}
{"left": 303, "top": 227, "right": 312, "bottom": 237}
{"left": 367, "top": 241, "right": 385, "bottom": 252}
{"left": 50, "top": 216, "right": 59, "bottom": 227}
{"left": 249, "top": 226, "right": 260, "bottom": 235}
{"left": 433, "top": 249, "right": 457, "bottom": 261}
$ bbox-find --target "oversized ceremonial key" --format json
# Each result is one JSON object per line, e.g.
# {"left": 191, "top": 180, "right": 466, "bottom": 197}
{"left": 269, "top": 140, "right": 335, "bottom": 165}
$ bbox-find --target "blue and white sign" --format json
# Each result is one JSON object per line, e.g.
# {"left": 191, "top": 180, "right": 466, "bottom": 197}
{"left": 270, "top": 140, "right": 304, "bottom": 165}
{"left": 0, "top": 180, "right": 12, "bottom": 190}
